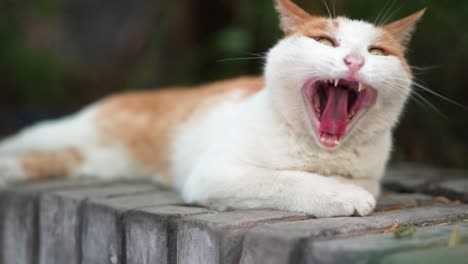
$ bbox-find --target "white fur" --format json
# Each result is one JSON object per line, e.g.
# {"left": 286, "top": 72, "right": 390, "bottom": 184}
{"left": 172, "top": 18, "right": 412, "bottom": 217}
{"left": 0, "top": 158, "right": 27, "bottom": 185}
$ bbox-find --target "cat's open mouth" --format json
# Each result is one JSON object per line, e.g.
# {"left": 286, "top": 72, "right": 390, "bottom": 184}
{"left": 302, "top": 79, "right": 378, "bottom": 148}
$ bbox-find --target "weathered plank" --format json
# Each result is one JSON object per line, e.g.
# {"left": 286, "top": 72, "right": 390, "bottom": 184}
{"left": 380, "top": 244, "right": 468, "bottom": 264}
{"left": 384, "top": 165, "right": 468, "bottom": 202}
{"left": 38, "top": 182, "right": 160, "bottom": 264}
{"left": 376, "top": 192, "right": 433, "bottom": 211}
{"left": 124, "top": 205, "right": 212, "bottom": 264}
{"left": 0, "top": 178, "right": 103, "bottom": 264}
{"left": 177, "top": 210, "right": 306, "bottom": 264}
{"left": 240, "top": 205, "right": 468, "bottom": 264}
{"left": 303, "top": 223, "right": 468, "bottom": 263}
{"left": 80, "top": 191, "right": 183, "bottom": 264}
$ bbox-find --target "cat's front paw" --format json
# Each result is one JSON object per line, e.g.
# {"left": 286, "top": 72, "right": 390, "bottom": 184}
{"left": 306, "top": 184, "right": 376, "bottom": 218}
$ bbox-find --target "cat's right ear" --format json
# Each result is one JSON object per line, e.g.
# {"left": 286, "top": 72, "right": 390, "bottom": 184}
{"left": 276, "top": 0, "right": 312, "bottom": 34}
{"left": 383, "top": 9, "right": 426, "bottom": 49}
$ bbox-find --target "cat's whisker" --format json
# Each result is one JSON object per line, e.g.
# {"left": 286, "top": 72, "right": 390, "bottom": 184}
{"left": 320, "top": 0, "right": 333, "bottom": 18}
{"left": 382, "top": 82, "right": 447, "bottom": 118}
{"left": 374, "top": 0, "right": 394, "bottom": 25}
{"left": 410, "top": 90, "right": 448, "bottom": 119}
{"left": 410, "top": 65, "right": 441, "bottom": 72}
{"left": 377, "top": 0, "right": 398, "bottom": 26}
{"left": 386, "top": 76, "right": 468, "bottom": 110}
{"left": 381, "top": 0, "right": 409, "bottom": 26}
{"left": 411, "top": 82, "right": 468, "bottom": 111}
{"left": 217, "top": 57, "right": 266, "bottom": 63}
{"left": 332, "top": 0, "right": 337, "bottom": 18}
{"left": 244, "top": 51, "right": 269, "bottom": 57}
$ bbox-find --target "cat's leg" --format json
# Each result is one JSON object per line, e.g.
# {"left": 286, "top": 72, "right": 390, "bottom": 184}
{"left": 0, "top": 147, "right": 84, "bottom": 185}
{"left": 0, "top": 107, "right": 97, "bottom": 156}
{"left": 0, "top": 108, "right": 96, "bottom": 184}
{"left": 0, "top": 144, "right": 143, "bottom": 185}
{"left": 181, "top": 160, "right": 376, "bottom": 217}
{"left": 0, "top": 106, "right": 142, "bottom": 184}
{"left": 331, "top": 176, "right": 381, "bottom": 198}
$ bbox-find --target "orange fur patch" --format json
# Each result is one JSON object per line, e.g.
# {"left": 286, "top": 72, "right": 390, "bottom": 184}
{"left": 293, "top": 17, "right": 339, "bottom": 39}
{"left": 377, "top": 29, "right": 412, "bottom": 74}
{"left": 95, "top": 77, "right": 264, "bottom": 186}
{"left": 21, "top": 147, "right": 83, "bottom": 179}
{"left": 276, "top": 0, "right": 311, "bottom": 21}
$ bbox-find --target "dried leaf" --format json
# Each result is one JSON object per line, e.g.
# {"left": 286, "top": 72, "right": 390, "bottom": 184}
{"left": 448, "top": 226, "right": 460, "bottom": 247}
{"left": 432, "top": 196, "right": 462, "bottom": 205}
{"left": 384, "top": 223, "right": 400, "bottom": 233}
{"left": 393, "top": 225, "right": 416, "bottom": 239}
{"left": 382, "top": 205, "right": 411, "bottom": 212}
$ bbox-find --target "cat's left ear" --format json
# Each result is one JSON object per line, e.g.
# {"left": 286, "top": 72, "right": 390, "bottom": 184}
{"left": 276, "top": 0, "right": 313, "bottom": 34}
{"left": 383, "top": 9, "right": 426, "bottom": 48}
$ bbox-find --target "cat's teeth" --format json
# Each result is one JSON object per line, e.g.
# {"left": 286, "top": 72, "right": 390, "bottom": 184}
{"left": 334, "top": 79, "right": 339, "bottom": 87}
{"left": 358, "top": 82, "right": 365, "bottom": 92}
{"left": 334, "top": 139, "right": 340, "bottom": 145}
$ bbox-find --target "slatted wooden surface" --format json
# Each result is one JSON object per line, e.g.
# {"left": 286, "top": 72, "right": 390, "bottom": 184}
{"left": 0, "top": 165, "right": 467, "bottom": 264}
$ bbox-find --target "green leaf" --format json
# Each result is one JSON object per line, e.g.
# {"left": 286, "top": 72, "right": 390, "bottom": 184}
{"left": 393, "top": 225, "right": 416, "bottom": 239}
{"left": 448, "top": 226, "right": 460, "bottom": 247}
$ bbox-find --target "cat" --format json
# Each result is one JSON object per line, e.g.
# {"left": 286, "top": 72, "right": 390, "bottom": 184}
{"left": 0, "top": 0, "right": 425, "bottom": 217}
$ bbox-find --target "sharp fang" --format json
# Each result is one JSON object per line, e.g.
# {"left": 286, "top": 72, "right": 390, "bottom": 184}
{"left": 358, "top": 82, "right": 364, "bottom": 92}
{"left": 334, "top": 79, "right": 339, "bottom": 87}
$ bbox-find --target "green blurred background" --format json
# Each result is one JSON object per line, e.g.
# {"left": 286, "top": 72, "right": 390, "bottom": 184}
{"left": 0, "top": 0, "right": 467, "bottom": 168}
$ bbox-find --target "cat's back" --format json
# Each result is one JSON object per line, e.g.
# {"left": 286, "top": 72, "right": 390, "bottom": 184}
{"left": 97, "top": 76, "right": 263, "bottom": 118}
{"left": 94, "top": 76, "right": 264, "bottom": 183}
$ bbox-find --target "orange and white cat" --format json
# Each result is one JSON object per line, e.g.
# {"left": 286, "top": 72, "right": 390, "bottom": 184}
{"left": 0, "top": 0, "right": 424, "bottom": 217}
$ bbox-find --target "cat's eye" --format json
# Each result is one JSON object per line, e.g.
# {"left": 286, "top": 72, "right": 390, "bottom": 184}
{"left": 369, "top": 48, "right": 386, "bottom": 56}
{"left": 316, "top": 38, "right": 335, "bottom": 47}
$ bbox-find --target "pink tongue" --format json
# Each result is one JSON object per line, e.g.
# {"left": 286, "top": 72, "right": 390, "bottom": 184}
{"left": 320, "top": 86, "right": 349, "bottom": 138}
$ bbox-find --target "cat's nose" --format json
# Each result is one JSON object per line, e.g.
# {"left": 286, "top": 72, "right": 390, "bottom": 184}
{"left": 344, "top": 54, "right": 365, "bottom": 72}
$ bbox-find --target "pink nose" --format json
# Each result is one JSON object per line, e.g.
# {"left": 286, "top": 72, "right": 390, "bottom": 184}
{"left": 344, "top": 54, "right": 365, "bottom": 71}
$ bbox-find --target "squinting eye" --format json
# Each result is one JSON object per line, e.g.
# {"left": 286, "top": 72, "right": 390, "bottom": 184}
{"left": 369, "top": 48, "right": 386, "bottom": 56}
{"left": 316, "top": 38, "right": 335, "bottom": 47}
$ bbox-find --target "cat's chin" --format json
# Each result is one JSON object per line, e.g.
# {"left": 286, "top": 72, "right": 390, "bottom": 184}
{"left": 302, "top": 78, "right": 378, "bottom": 149}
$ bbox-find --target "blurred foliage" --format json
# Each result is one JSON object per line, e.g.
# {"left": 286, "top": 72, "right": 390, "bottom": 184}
{"left": 0, "top": 0, "right": 467, "bottom": 169}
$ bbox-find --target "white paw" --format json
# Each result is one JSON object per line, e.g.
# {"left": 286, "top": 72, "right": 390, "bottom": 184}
{"left": 304, "top": 184, "right": 376, "bottom": 218}
{"left": 0, "top": 158, "right": 27, "bottom": 186}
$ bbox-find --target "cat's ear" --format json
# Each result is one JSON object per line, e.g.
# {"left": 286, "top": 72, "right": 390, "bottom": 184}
{"left": 276, "top": 0, "right": 313, "bottom": 34}
{"left": 383, "top": 9, "right": 426, "bottom": 48}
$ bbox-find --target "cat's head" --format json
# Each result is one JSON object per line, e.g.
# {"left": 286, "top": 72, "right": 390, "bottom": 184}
{"left": 265, "top": 0, "right": 425, "bottom": 149}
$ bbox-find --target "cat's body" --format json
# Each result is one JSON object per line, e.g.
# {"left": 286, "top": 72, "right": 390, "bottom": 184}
{"left": 0, "top": 0, "right": 425, "bottom": 217}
